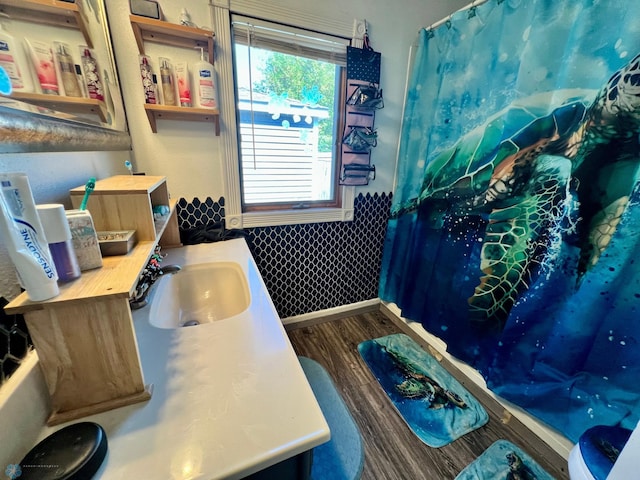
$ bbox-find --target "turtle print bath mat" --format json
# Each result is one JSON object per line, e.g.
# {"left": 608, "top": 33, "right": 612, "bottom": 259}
{"left": 455, "top": 440, "right": 555, "bottom": 480}
{"left": 358, "top": 333, "right": 488, "bottom": 447}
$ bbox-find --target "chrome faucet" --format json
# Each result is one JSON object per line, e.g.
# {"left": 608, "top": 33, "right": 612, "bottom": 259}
{"left": 130, "top": 265, "right": 182, "bottom": 310}
{"left": 130, "top": 248, "right": 182, "bottom": 310}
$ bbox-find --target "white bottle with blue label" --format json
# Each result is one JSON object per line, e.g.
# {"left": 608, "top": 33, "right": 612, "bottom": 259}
{"left": 193, "top": 47, "right": 217, "bottom": 109}
{"left": 0, "top": 22, "right": 34, "bottom": 92}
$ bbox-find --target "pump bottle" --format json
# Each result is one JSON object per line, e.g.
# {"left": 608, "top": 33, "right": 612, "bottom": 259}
{"left": 193, "top": 47, "right": 217, "bottom": 109}
{"left": 0, "top": 21, "right": 34, "bottom": 92}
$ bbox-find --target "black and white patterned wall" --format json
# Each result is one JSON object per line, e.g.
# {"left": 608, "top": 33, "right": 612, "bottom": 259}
{"left": 0, "top": 297, "right": 32, "bottom": 386}
{"left": 177, "top": 193, "right": 392, "bottom": 318}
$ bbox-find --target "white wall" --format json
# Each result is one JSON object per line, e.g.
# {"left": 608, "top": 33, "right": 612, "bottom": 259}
{"left": 106, "top": 0, "right": 470, "bottom": 200}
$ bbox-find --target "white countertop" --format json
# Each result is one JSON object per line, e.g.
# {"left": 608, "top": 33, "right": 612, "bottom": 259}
{"left": 37, "top": 239, "right": 330, "bottom": 479}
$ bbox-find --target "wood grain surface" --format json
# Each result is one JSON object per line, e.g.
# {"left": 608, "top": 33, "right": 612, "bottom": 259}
{"left": 287, "top": 311, "right": 569, "bottom": 480}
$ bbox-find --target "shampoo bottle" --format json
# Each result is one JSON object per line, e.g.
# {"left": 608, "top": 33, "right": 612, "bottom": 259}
{"left": 159, "top": 57, "right": 176, "bottom": 106}
{"left": 193, "top": 47, "right": 217, "bottom": 109}
{"left": 80, "top": 47, "right": 104, "bottom": 101}
{"left": 0, "top": 22, "right": 34, "bottom": 92}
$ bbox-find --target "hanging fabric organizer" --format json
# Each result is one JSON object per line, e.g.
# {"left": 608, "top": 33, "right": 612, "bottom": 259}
{"left": 340, "top": 35, "right": 382, "bottom": 186}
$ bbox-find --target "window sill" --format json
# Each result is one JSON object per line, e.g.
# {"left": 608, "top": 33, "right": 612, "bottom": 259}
{"left": 225, "top": 187, "right": 355, "bottom": 228}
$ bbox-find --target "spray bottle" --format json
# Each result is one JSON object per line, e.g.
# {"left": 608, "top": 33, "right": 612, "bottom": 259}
{"left": 80, "top": 47, "right": 104, "bottom": 101}
{"left": 159, "top": 57, "right": 176, "bottom": 106}
{"left": 193, "top": 47, "right": 217, "bottom": 109}
{"left": 54, "top": 42, "right": 82, "bottom": 97}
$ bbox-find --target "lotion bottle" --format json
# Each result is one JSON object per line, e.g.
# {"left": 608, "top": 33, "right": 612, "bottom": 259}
{"left": 174, "top": 61, "right": 191, "bottom": 107}
{"left": 25, "top": 38, "right": 58, "bottom": 94}
{"left": 193, "top": 47, "right": 217, "bottom": 109}
{"left": 0, "top": 21, "right": 34, "bottom": 92}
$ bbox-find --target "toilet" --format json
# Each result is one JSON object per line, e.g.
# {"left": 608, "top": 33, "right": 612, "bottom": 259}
{"left": 568, "top": 425, "right": 632, "bottom": 480}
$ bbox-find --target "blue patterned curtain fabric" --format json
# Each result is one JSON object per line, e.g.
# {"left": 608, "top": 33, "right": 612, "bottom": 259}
{"left": 380, "top": 0, "right": 640, "bottom": 442}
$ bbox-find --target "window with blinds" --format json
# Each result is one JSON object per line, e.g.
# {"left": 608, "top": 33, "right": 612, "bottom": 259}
{"left": 232, "top": 16, "right": 349, "bottom": 209}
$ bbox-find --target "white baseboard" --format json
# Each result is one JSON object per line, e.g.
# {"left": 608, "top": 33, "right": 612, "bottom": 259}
{"left": 282, "top": 298, "right": 380, "bottom": 330}
{"left": 380, "top": 301, "right": 575, "bottom": 460}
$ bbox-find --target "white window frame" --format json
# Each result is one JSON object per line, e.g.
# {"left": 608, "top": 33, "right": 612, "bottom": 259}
{"left": 211, "top": 0, "right": 358, "bottom": 228}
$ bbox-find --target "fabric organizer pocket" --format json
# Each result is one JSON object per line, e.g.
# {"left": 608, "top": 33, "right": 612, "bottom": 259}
{"left": 342, "top": 126, "right": 378, "bottom": 152}
{"left": 346, "top": 110, "right": 375, "bottom": 127}
{"left": 347, "top": 83, "right": 384, "bottom": 110}
{"left": 339, "top": 152, "right": 375, "bottom": 186}
{"left": 341, "top": 164, "right": 376, "bottom": 186}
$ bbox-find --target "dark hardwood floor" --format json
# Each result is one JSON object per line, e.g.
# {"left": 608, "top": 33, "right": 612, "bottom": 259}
{"left": 287, "top": 311, "right": 569, "bottom": 480}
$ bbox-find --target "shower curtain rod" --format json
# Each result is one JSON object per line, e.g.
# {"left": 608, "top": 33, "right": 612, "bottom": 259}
{"left": 425, "top": 0, "right": 491, "bottom": 31}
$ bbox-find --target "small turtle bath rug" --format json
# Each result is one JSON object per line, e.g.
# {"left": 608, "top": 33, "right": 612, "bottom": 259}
{"left": 358, "top": 333, "right": 488, "bottom": 447}
{"left": 455, "top": 440, "right": 555, "bottom": 480}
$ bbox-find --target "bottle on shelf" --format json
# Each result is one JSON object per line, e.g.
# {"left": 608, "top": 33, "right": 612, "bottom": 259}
{"left": 179, "top": 8, "right": 195, "bottom": 27}
{"left": 25, "top": 38, "right": 59, "bottom": 95}
{"left": 0, "top": 20, "right": 34, "bottom": 93}
{"left": 139, "top": 54, "right": 157, "bottom": 104}
{"left": 54, "top": 42, "right": 82, "bottom": 97}
{"left": 174, "top": 62, "right": 191, "bottom": 107}
{"left": 193, "top": 47, "right": 217, "bottom": 109}
{"left": 80, "top": 47, "right": 104, "bottom": 101}
{"left": 159, "top": 57, "right": 176, "bottom": 106}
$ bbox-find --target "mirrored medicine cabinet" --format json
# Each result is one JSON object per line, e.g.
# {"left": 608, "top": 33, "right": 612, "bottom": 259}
{"left": 0, "top": 0, "right": 131, "bottom": 153}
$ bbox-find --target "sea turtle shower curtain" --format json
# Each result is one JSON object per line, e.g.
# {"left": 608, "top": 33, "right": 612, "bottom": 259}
{"left": 380, "top": 0, "right": 640, "bottom": 442}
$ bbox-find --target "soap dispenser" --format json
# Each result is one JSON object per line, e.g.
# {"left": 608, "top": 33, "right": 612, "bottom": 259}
{"left": 193, "top": 47, "right": 217, "bottom": 109}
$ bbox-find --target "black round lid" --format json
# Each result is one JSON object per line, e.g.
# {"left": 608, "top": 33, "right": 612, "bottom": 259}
{"left": 18, "top": 422, "right": 108, "bottom": 480}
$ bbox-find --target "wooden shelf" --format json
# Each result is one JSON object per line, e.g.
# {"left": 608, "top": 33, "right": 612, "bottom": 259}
{"left": 69, "top": 174, "right": 174, "bottom": 242}
{"left": 10, "top": 92, "right": 107, "bottom": 123}
{"left": 4, "top": 175, "right": 181, "bottom": 425}
{"left": 130, "top": 14, "right": 214, "bottom": 64}
{"left": 0, "top": 0, "right": 93, "bottom": 48}
{"left": 129, "top": 15, "right": 219, "bottom": 134}
{"left": 6, "top": 202, "right": 177, "bottom": 313}
{"left": 143, "top": 104, "right": 220, "bottom": 134}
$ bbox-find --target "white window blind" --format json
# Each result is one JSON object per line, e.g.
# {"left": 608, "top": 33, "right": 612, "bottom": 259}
{"left": 232, "top": 15, "right": 348, "bottom": 66}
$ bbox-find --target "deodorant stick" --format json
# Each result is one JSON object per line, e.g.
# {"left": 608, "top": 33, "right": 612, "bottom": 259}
{"left": 37, "top": 204, "right": 81, "bottom": 282}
